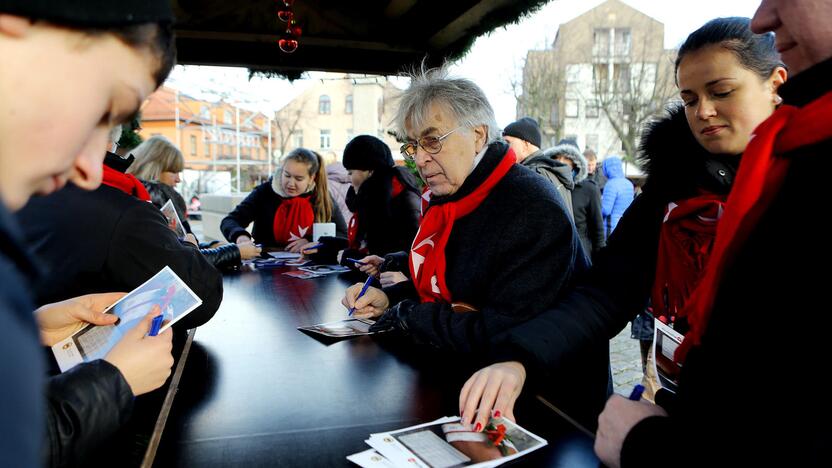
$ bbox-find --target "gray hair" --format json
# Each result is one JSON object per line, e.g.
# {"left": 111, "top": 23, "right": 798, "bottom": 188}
{"left": 393, "top": 64, "right": 501, "bottom": 145}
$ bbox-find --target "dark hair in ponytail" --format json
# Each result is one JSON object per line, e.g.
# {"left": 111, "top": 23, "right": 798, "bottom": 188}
{"left": 676, "top": 17, "right": 784, "bottom": 83}
{"left": 281, "top": 148, "right": 333, "bottom": 223}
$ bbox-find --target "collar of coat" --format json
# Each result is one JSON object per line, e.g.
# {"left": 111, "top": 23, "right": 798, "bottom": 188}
{"left": 638, "top": 104, "right": 741, "bottom": 202}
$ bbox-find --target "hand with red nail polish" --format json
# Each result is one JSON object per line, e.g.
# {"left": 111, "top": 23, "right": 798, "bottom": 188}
{"left": 458, "top": 361, "right": 526, "bottom": 432}
{"left": 474, "top": 422, "right": 482, "bottom": 432}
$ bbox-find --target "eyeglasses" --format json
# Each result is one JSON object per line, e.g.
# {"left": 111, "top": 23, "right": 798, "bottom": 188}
{"left": 400, "top": 126, "right": 462, "bottom": 161}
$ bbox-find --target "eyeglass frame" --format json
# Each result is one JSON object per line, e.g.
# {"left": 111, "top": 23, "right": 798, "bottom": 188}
{"left": 399, "top": 126, "right": 463, "bottom": 161}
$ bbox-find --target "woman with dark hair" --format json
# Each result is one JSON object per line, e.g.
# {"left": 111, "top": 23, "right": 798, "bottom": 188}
{"left": 221, "top": 148, "right": 347, "bottom": 252}
{"left": 0, "top": 1, "right": 177, "bottom": 465}
{"left": 459, "top": 16, "right": 788, "bottom": 444}
{"left": 339, "top": 135, "right": 420, "bottom": 264}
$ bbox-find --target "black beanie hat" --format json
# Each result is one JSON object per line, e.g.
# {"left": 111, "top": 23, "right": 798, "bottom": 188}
{"left": 0, "top": 0, "right": 174, "bottom": 26}
{"left": 343, "top": 135, "right": 394, "bottom": 171}
{"left": 503, "top": 117, "right": 542, "bottom": 149}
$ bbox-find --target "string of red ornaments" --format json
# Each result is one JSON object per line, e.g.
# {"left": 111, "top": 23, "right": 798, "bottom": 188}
{"left": 277, "top": 0, "right": 302, "bottom": 53}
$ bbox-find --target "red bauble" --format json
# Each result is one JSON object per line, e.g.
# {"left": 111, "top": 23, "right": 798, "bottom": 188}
{"left": 289, "top": 24, "right": 302, "bottom": 37}
{"left": 278, "top": 38, "right": 298, "bottom": 53}
{"left": 277, "top": 10, "right": 293, "bottom": 22}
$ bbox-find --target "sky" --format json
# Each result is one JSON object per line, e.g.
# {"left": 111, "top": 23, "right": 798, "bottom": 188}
{"left": 166, "top": 0, "right": 764, "bottom": 127}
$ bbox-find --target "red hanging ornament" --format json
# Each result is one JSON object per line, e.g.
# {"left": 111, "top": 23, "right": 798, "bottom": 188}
{"left": 278, "top": 37, "right": 298, "bottom": 53}
{"left": 277, "top": 9, "right": 293, "bottom": 22}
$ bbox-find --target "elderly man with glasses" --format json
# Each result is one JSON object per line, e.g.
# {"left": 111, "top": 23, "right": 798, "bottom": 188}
{"left": 342, "top": 66, "right": 587, "bottom": 357}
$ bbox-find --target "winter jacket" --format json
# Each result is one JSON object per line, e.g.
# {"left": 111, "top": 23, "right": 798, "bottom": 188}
{"left": 520, "top": 151, "right": 575, "bottom": 220}
{"left": 600, "top": 156, "right": 634, "bottom": 235}
{"left": 144, "top": 181, "right": 242, "bottom": 271}
{"left": 2, "top": 201, "right": 138, "bottom": 468}
{"left": 381, "top": 141, "right": 587, "bottom": 355}
{"left": 220, "top": 179, "right": 347, "bottom": 247}
{"left": 0, "top": 204, "right": 45, "bottom": 468}
{"left": 572, "top": 179, "right": 605, "bottom": 260}
{"left": 326, "top": 162, "right": 353, "bottom": 220}
{"left": 620, "top": 55, "right": 832, "bottom": 468}
{"left": 17, "top": 183, "right": 222, "bottom": 331}
{"left": 342, "top": 165, "right": 420, "bottom": 258}
{"left": 489, "top": 104, "right": 740, "bottom": 432}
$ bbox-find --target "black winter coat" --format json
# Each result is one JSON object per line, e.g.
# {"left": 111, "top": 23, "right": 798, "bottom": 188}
{"left": 17, "top": 184, "right": 222, "bottom": 331}
{"left": 620, "top": 57, "right": 832, "bottom": 468}
{"left": 382, "top": 141, "right": 587, "bottom": 354}
{"left": 220, "top": 179, "right": 347, "bottom": 246}
{"left": 343, "top": 165, "right": 420, "bottom": 257}
{"left": 571, "top": 179, "right": 605, "bottom": 259}
{"left": 490, "top": 104, "right": 739, "bottom": 432}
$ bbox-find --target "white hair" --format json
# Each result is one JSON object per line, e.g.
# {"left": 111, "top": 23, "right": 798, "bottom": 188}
{"left": 393, "top": 64, "right": 501, "bottom": 144}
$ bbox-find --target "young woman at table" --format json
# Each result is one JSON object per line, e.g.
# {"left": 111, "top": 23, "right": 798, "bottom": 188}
{"left": 458, "top": 16, "right": 788, "bottom": 445}
{"left": 221, "top": 148, "right": 347, "bottom": 252}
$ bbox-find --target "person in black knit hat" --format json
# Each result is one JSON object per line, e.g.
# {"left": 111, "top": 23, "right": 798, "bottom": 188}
{"left": 0, "top": 0, "right": 176, "bottom": 466}
{"left": 502, "top": 117, "right": 543, "bottom": 162}
{"left": 339, "top": 135, "right": 421, "bottom": 268}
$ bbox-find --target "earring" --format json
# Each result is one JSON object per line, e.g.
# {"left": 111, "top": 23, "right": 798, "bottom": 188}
{"left": 774, "top": 94, "right": 783, "bottom": 105}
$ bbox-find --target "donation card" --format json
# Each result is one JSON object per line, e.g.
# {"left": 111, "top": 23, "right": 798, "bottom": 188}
{"left": 160, "top": 199, "right": 187, "bottom": 238}
{"left": 298, "top": 264, "right": 351, "bottom": 275}
{"left": 298, "top": 318, "right": 378, "bottom": 338}
{"left": 352, "top": 415, "right": 547, "bottom": 468}
{"left": 52, "top": 266, "right": 202, "bottom": 372}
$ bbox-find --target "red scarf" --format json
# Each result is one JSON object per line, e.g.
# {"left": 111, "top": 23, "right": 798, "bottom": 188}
{"left": 347, "top": 177, "right": 405, "bottom": 250}
{"left": 676, "top": 90, "right": 832, "bottom": 363}
{"left": 651, "top": 193, "right": 726, "bottom": 328}
{"left": 101, "top": 165, "right": 150, "bottom": 201}
{"left": 273, "top": 196, "right": 314, "bottom": 245}
{"left": 409, "top": 149, "right": 516, "bottom": 303}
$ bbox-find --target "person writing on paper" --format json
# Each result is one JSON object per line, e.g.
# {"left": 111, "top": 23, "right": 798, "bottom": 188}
{"left": 342, "top": 65, "right": 585, "bottom": 355}
{"left": 339, "top": 135, "right": 420, "bottom": 266}
{"left": 221, "top": 148, "right": 347, "bottom": 253}
{"left": 458, "top": 16, "right": 802, "bottom": 462}
{"left": 0, "top": 1, "right": 178, "bottom": 465}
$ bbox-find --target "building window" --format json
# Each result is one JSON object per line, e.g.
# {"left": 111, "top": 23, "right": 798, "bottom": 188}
{"left": 190, "top": 135, "right": 197, "bottom": 156}
{"left": 223, "top": 110, "right": 232, "bottom": 125}
{"left": 585, "top": 134, "right": 599, "bottom": 152}
{"left": 614, "top": 64, "right": 631, "bottom": 93}
{"left": 200, "top": 105, "right": 210, "bottom": 120}
{"left": 614, "top": 29, "right": 631, "bottom": 57}
{"left": 346, "top": 129, "right": 354, "bottom": 143}
{"left": 320, "top": 129, "right": 331, "bottom": 149}
{"left": 292, "top": 132, "right": 303, "bottom": 149}
{"left": 319, "top": 95, "right": 331, "bottom": 114}
{"left": 565, "top": 99, "right": 579, "bottom": 118}
{"left": 586, "top": 100, "right": 599, "bottom": 118}
{"left": 593, "top": 28, "right": 610, "bottom": 57}
{"left": 345, "top": 95, "right": 353, "bottom": 114}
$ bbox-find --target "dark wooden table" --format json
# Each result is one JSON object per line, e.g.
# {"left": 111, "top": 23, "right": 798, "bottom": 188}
{"left": 154, "top": 267, "right": 599, "bottom": 467}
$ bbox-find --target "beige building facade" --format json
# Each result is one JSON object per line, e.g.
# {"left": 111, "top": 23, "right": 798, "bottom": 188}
{"left": 274, "top": 74, "right": 403, "bottom": 165}
{"left": 520, "top": 0, "right": 676, "bottom": 173}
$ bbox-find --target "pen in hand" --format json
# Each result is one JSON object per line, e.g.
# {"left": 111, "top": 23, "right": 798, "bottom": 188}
{"left": 628, "top": 384, "right": 645, "bottom": 401}
{"left": 349, "top": 276, "right": 375, "bottom": 316}
{"left": 345, "top": 257, "right": 368, "bottom": 266}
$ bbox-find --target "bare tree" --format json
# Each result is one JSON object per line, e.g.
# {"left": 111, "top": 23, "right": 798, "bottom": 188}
{"left": 512, "top": 49, "right": 566, "bottom": 146}
{"left": 591, "top": 24, "right": 677, "bottom": 164}
{"left": 274, "top": 95, "right": 309, "bottom": 158}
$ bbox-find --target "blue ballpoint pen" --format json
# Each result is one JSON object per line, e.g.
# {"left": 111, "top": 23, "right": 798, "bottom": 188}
{"left": 149, "top": 314, "right": 164, "bottom": 336}
{"left": 628, "top": 384, "right": 645, "bottom": 401}
{"left": 349, "top": 276, "right": 374, "bottom": 316}
{"left": 346, "top": 257, "right": 368, "bottom": 266}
